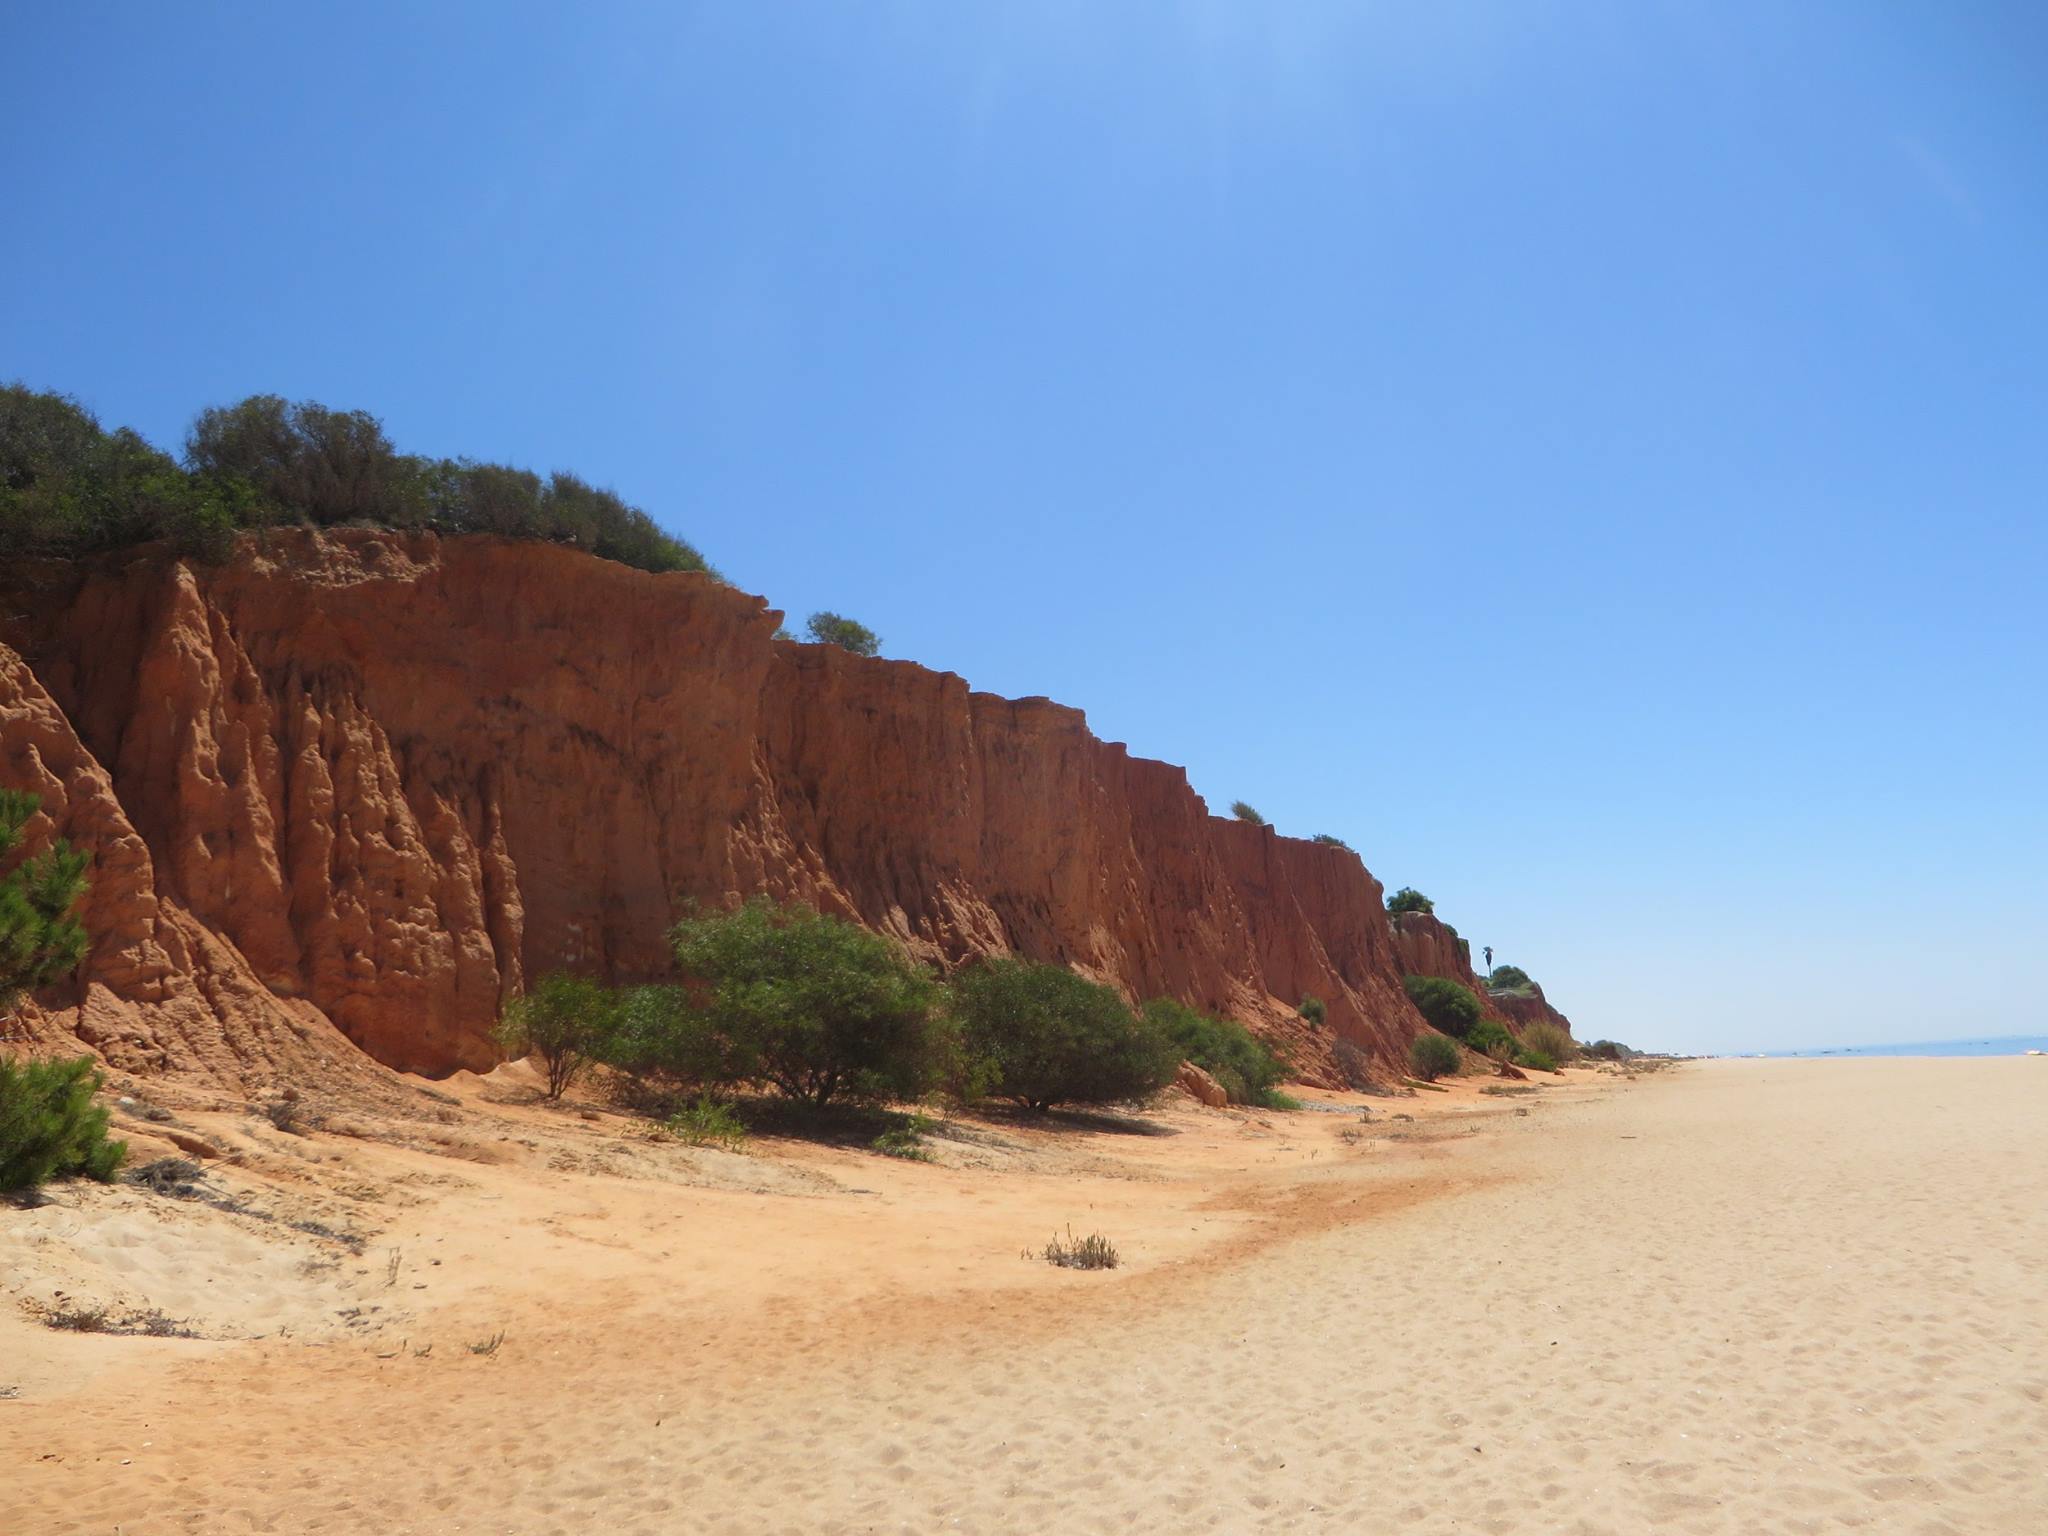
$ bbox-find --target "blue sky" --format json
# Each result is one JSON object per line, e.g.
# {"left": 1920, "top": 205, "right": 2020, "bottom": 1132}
{"left": 5, "top": 3, "right": 2043, "bottom": 1053}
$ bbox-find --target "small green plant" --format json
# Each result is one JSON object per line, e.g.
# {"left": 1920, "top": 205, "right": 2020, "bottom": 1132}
{"left": 871, "top": 1113, "right": 937, "bottom": 1161}
{"left": 0, "top": 790, "right": 90, "bottom": 1016}
{"left": 804, "top": 611, "right": 880, "bottom": 656}
{"left": 1309, "top": 833, "right": 1352, "bottom": 850}
{"left": 1298, "top": 995, "right": 1327, "bottom": 1027}
{"left": 664, "top": 1096, "right": 748, "bottom": 1151}
{"left": 1487, "top": 964, "right": 1534, "bottom": 992}
{"left": 494, "top": 973, "right": 621, "bottom": 1100}
{"left": 1403, "top": 975, "right": 1482, "bottom": 1039}
{"left": 1516, "top": 1047, "right": 1559, "bottom": 1073}
{"left": 1040, "top": 1228, "right": 1119, "bottom": 1270}
{"left": 0, "top": 1056, "right": 126, "bottom": 1193}
{"left": 1254, "top": 1088, "right": 1303, "bottom": 1111}
{"left": 1386, "top": 887, "right": 1434, "bottom": 916}
{"left": 1229, "top": 801, "right": 1267, "bottom": 826}
{"left": 1408, "top": 1034, "right": 1461, "bottom": 1082}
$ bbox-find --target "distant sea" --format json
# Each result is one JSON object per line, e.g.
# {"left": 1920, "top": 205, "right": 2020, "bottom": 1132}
{"left": 1760, "top": 1035, "right": 2048, "bottom": 1059}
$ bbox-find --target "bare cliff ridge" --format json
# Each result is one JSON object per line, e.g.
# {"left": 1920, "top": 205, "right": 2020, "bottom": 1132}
{"left": 3, "top": 529, "right": 1464, "bottom": 1088}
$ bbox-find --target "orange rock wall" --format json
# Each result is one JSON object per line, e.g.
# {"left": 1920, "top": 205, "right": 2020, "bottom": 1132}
{"left": 2, "top": 531, "right": 1470, "bottom": 1085}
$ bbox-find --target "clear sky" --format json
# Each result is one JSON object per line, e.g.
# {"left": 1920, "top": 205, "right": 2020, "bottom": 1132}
{"left": 5, "top": 3, "right": 2043, "bottom": 1054}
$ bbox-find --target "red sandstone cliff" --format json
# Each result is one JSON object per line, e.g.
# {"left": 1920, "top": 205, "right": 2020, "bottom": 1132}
{"left": 1, "top": 531, "right": 1506, "bottom": 1088}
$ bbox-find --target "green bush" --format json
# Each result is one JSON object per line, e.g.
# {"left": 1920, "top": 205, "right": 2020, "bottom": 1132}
{"left": 0, "top": 1056, "right": 127, "bottom": 1192}
{"left": 1309, "top": 833, "right": 1352, "bottom": 850}
{"left": 1487, "top": 964, "right": 1533, "bottom": 991}
{"left": 1229, "top": 801, "right": 1267, "bottom": 826}
{"left": 1386, "top": 887, "right": 1434, "bottom": 916}
{"left": 951, "top": 959, "right": 1177, "bottom": 1112}
{"left": 669, "top": 898, "right": 945, "bottom": 1109}
{"left": 187, "top": 396, "right": 427, "bottom": 529}
{"left": 1519, "top": 1020, "right": 1576, "bottom": 1065}
{"left": 664, "top": 1096, "right": 748, "bottom": 1151}
{"left": 1140, "top": 998, "right": 1287, "bottom": 1105}
{"left": 494, "top": 973, "right": 619, "bottom": 1099}
{"left": 1255, "top": 1088, "right": 1304, "bottom": 1111}
{"left": 1408, "top": 1034, "right": 1461, "bottom": 1082}
{"left": 1466, "top": 1017, "right": 1515, "bottom": 1060}
{"left": 1297, "top": 995, "right": 1327, "bottom": 1027}
{"left": 1, "top": 791, "right": 90, "bottom": 1015}
{"left": 1516, "top": 1047, "right": 1558, "bottom": 1073}
{"left": 1403, "top": 975, "right": 1482, "bottom": 1040}
{"left": 805, "top": 612, "right": 880, "bottom": 656}
{"left": 1, "top": 384, "right": 713, "bottom": 576}
{"left": 601, "top": 984, "right": 735, "bottom": 1101}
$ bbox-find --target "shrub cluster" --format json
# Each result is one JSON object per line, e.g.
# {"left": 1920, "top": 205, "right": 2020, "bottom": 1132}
{"left": 1229, "top": 801, "right": 1267, "bottom": 827}
{"left": 1297, "top": 994, "right": 1327, "bottom": 1028}
{"left": 1487, "top": 964, "right": 1534, "bottom": 993}
{"left": 1, "top": 385, "right": 711, "bottom": 575}
{"left": 1141, "top": 998, "right": 1289, "bottom": 1107}
{"left": 1386, "top": 887, "right": 1434, "bottom": 916}
{"left": 494, "top": 902, "right": 1204, "bottom": 1117}
{"left": 1309, "top": 833, "right": 1352, "bottom": 850}
{"left": 1402, "top": 975, "right": 1482, "bottom": 1039}
{"left": 1583, "top": 1039, "right": 1635, "bottom": 1062}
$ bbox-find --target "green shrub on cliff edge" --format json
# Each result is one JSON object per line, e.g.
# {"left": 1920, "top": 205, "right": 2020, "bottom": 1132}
{"left": 804, "top": 612, "right": 881, "bottom": 656}
{"left": 1, "top": 384, "right": 713, "bottom": 576}
{"left": 1386, "top": 887, "right": 1434, "bottom": 916}
{"left": 1230, "top": 801, "right": 1267, "bottom": 827}
{"left": 1402, "top": 975, "right": 1482, "bottom": 1040}
{"left": 1487, "top": 964, "right": 1534, "bottom": 993}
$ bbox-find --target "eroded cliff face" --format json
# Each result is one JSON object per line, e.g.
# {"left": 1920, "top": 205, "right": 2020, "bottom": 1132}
{"left": 2, "top": 531, "right": 1468, "bottom": 1087}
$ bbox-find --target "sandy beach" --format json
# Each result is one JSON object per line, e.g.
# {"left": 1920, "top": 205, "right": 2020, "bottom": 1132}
{"left": 4, "top": 1057, "right": 2043, "bottom": 1534}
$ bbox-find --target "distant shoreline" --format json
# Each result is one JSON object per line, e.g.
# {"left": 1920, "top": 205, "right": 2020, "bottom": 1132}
{"left": 1739, "top": 1034, "right": 2048, "bottom": 1060}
